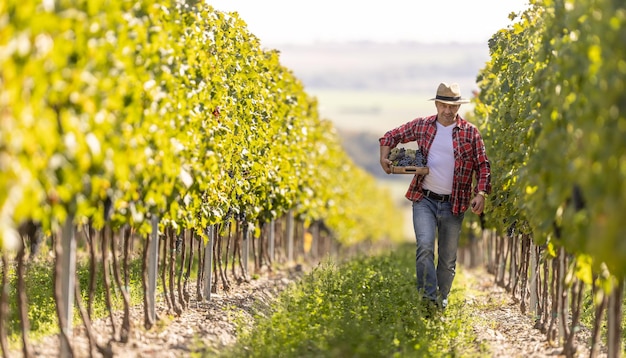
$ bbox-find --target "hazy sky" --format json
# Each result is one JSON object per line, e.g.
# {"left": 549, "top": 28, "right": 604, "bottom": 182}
{"left": 206, "top": 0, "right": 531, "bottom": 46}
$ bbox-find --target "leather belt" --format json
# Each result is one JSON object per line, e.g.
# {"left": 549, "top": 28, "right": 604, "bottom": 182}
{"left": 422, "top": 189, "right": 451, "bottom": 202}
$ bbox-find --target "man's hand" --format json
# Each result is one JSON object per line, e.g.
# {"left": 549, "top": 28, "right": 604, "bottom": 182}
{"left": 470, "top": 194, "right": 486, "bottom": 215}
{"left": 380, "top": 157, "right": 393, "bottom": 174}
{"left": 380, "top": 145, "right": 392, "bottom": 174}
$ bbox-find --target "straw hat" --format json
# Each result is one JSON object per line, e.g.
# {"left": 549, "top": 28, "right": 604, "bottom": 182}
{"left": 429, "top": 82, "right": 471, "bottom": 104}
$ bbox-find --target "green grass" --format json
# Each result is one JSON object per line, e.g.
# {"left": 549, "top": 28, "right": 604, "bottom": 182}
{"left": 219, "top": 243, "right": 486, "bottom": 358}
{"left": 579, "top": 284, "right": 626, "bottom": 352}
{"left": 5, "top": 256, "right": 146, "bottom": 346}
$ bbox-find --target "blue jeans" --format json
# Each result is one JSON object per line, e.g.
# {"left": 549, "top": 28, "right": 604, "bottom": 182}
{"left": 412, "top": 197, "right": 464, "bottom": 308}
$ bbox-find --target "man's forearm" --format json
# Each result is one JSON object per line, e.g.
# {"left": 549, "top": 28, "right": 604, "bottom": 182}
{"left": 380, "top": 145, "right": 391, "bottom": 161}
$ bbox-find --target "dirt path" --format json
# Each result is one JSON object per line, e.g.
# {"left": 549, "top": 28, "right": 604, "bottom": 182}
{"left": 463, "top": 266, "right": 603, "bottom": 358}
{"left": 13, "top": 264, "right": 605, "bottom": 357}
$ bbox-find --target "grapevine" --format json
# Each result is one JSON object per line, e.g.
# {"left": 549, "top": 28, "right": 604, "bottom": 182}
{"left": 0, "top": 1, "right": 405, "bottom": 249}
{"left": 471, "top": 0, "right": 626, "bottom": 355}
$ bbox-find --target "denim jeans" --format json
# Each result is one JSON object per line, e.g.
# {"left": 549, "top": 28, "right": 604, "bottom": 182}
{"left": 412, "top": 196, "right": 465, "bottom": 308}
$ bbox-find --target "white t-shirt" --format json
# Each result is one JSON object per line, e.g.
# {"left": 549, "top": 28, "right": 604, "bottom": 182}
{"left": 422, "top": 121, "right": 455, "bottom": 195}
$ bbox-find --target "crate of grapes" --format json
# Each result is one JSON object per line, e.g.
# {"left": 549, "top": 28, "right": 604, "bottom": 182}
{"left": 388, "top": 147, "right": 429, "bottom": 175}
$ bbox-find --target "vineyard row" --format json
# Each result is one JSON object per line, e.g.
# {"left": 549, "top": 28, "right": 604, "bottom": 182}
{"left": 470, "top": 0, "right": 626, "bottom": 356}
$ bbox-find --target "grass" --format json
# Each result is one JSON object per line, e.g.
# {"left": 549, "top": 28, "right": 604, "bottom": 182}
{"left": 4, "top": 255, "right": 146, "bottom": 347}
{"left": 219, "top": 242, "right": 487, "bottom": 358}
{"left": 217, "top": 244, "right": 626, "bottom": 357}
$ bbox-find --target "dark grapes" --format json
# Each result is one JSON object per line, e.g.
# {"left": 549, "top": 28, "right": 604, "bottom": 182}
{"left": 388, "top": 147, "right": 425, "bottom": 167}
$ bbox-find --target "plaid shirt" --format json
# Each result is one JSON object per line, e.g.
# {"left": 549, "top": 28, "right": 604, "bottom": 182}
{"left": 379, "top": 114, "right": 491, "bottom": 215}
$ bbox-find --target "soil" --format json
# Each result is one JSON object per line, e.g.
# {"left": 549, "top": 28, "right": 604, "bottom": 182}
{"left": 10, "top": 264, "right": 606, "bottom": 358}
{"left": 465, "top": 266, "right": 605, "bottom": 358}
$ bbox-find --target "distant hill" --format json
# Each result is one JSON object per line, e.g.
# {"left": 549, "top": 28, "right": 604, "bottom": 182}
{"left": 338, "top": 129, "right": 420, "bottom": 181}
{"left": 338, "top": 129, "right": 383, "bottom": 178}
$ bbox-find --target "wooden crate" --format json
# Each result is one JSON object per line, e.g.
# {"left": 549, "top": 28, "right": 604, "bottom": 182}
{"left": 390, "top": 166, "right": 429, "bottom": 175}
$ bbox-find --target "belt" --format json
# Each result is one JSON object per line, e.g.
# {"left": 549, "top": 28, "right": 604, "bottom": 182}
{"left": 422, "top": 189, "right": 451, "bottom": 202}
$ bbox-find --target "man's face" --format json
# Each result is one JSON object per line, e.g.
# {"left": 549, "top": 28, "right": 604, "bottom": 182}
{"left": 435, "top": 102, "right": 460, "bottom": 123}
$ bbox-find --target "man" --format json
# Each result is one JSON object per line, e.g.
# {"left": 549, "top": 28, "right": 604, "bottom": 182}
{"left": 379, "top": 82, "right": 491, "bottom": 311}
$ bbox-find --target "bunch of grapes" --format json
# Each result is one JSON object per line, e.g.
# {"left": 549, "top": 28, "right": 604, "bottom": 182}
{"left": 388, "top": 147, "right": 425, "bottom": 167}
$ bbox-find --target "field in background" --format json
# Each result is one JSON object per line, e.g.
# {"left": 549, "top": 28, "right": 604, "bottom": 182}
{"left": 276, "top": 42, "right": 487, "bottom": 93}
{"left": 310, "top": 89, "right": 432, "bottom": 135}
{"left": 309, "top": 88, "right": 476, "bottom": 135}
{"left": 274, "top": 41, "right": 485, "bottom": 135}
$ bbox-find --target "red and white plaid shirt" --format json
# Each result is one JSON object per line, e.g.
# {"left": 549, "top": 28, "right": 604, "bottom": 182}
{"left": 379, "top": 114, "right": 491, "bottom": 215}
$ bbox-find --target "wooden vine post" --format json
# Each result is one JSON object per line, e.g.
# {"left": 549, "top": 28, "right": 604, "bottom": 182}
{"left": 242, "top": 222, "right": 249, "bottom": 280}
{"left": 529, "top": 243, "right": 539, "bottom": 322}
{"left": 203, "top": 225, "right": 214, "bottom": 300}
{"left": 147, "top": 216, "right": 159, "bottom": 323}
{"left": 556, "top": 247, "right": 564, "bottom": 345}
{"left": 607, "top": 279, "right": 624, "bottom": 358}
{"left": 60, "top": 215, "right": 77, "bottom": 358}
{"left": 286, "top": 210, "right": 294, "bottom": 263}
{"left": 269, "top": 219, "right": 275, "bottom": 262}
{"left": 311, "top": 221, "right": 319, "bottom": 259}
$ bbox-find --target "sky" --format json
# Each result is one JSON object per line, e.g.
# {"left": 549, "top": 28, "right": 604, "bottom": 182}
{"left": 206, "top": 0, "right": 531, "bottom": 46}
